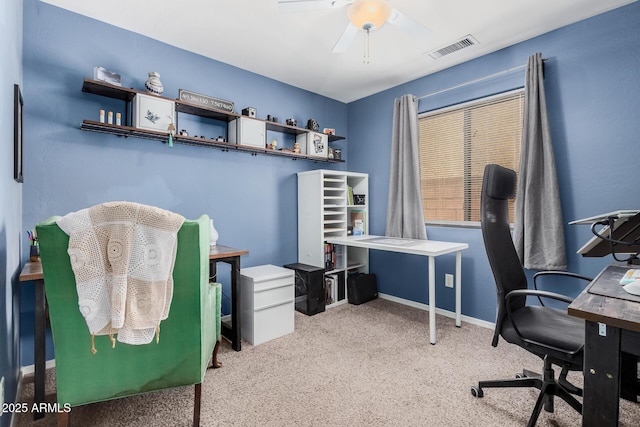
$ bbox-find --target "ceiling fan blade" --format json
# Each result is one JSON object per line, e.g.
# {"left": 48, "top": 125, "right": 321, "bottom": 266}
{"left": 278, "top": 0, "right": 351, "bottom": 12}
{"left": 332, "top": 23, "right": 359, "bottom": 53}
{"left": 387, "top": 8, "right": 432, "bottom": 41}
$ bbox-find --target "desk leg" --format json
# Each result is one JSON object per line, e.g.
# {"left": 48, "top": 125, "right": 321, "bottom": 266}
{"left": 230, "top": 257, "right": 241, "bottom": 351}
{"left": 215, "top": 258, "right": 242, "bottom": 352}
{"left": 582, "top": 320, "right": 621, "bottom": 427}
{"left": 428, "top": 256, "right": 436, "bottom": 345}
{"left": 455, "top": 251, "right": 461, "bottom": 328}
{"left": 34, "top": 279, "right": 45, "bottom": 420}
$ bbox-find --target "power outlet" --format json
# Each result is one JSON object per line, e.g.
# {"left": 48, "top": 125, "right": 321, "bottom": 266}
{"left": 445, "top": 274, "right": 454, "bottom": 288}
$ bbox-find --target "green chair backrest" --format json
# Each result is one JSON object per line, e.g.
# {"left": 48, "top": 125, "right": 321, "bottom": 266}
{"left": 36, "top": 214, "right": 214, "bottom": 407}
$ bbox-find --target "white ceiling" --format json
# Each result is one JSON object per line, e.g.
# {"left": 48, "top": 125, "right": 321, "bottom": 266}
{"left": 41, "top": 0, "right": 636, "bottom": 103}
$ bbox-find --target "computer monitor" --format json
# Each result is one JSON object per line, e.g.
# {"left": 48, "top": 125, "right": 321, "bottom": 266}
{"left": 571, "top": 210, "right": 640, "bottom": 260}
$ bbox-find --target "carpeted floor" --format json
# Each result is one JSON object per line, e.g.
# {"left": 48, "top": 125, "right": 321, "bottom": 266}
{"left": 13, "top": 298, "right": 640, "bottom": 426}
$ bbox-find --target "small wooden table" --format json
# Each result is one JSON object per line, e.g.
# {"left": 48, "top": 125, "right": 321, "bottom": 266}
{"left": 19, "top": 261, "right": 45, "bottom": 420}
{"left": 568, "top": 263, "right": 640, "bottom": 426}
{"left": 209, "top": 245, "right": 249, "bottom": 351}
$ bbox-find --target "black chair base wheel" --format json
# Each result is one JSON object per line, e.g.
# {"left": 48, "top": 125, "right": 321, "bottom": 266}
{"left": 471, "top": 386, "right": 484, "bottom": 398}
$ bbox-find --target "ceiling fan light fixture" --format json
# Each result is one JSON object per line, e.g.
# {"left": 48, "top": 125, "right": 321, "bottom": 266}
{"left": 347, "top": 0, "right": 392, "bottom": 30}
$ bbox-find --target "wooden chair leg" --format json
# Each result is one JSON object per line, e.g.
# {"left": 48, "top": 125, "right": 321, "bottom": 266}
{"left": 58, "top": 410, "right": 70, "bottom": 427}
{"left": 211, "top": 340, "right": 222, "bottom": 369}
{"left": 193, "top": 383, "right": 202, "bottom": 427}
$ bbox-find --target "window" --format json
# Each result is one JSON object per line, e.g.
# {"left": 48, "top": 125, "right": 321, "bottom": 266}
{"left": 418, "top": 89, "right": 524, "bottom": 224}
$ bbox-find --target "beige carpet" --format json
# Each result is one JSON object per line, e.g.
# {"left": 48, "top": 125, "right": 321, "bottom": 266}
{"left": 14, "top": 298, "right": 640, "bottom": 426}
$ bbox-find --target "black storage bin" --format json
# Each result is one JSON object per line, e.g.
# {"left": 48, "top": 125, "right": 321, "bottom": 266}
{"left": 347, "top": 273, "right": 378, "bottom": 305}
{"left": 283, "top": 263, "right": 326, "bottom": 315}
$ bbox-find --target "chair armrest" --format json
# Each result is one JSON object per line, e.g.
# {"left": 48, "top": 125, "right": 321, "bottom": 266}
{"left": 532, "top": 271, "right": 592, "bottom": 306}
{"left": 533, "top": 271, "right": 593, "bottom": 287}
{"left": 505, "top": 289, "right": 574, "bottom": 305}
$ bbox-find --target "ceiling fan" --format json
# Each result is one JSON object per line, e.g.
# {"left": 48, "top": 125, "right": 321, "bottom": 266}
{"left": 278, "top": 0, "right": 432, "bottom": 60}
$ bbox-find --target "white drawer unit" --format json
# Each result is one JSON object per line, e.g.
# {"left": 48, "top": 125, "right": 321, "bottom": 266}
{"left": 240, "top": 264, "right": 295, "bottom": 345}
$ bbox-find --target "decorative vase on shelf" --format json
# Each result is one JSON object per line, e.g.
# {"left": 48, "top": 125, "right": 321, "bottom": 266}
{"left": 209, "top": 218, "right": 219, "bottom": 247}
{"left": 145, "top": 71, "right": 164, "bottom": 95}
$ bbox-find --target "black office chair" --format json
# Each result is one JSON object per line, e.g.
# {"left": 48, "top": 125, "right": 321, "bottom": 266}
{"left": 471, "top": 164, "right": 592, "bottom": 427}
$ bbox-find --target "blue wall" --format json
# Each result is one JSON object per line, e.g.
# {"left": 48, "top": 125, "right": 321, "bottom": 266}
{"left": 20, "top": 0, "right": 347, "bottom": 364}
{"left": 16, "top": 0, "right": 640, "bottom": 373}
{"left": 348, "top": 3, "right": 640, "bottom": 321}
{"left": 1, "top": 0, "right": 23, "bottom": 424}
{"left": 21, "top": 1, "right": 348, "bottom": 260}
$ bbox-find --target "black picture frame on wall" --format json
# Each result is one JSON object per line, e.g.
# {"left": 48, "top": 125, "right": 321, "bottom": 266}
{"left": 14, "top": 84, "right": 23, "bottom": 183}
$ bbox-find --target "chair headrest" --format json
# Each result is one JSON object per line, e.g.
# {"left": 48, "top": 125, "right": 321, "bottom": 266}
{"left": 483, "top": 164, "right": 516, "bottom": 200}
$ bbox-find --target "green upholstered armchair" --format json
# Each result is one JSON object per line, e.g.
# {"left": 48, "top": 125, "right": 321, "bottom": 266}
{"left": 36, "top": 214, "right": 220, "bottom": 427}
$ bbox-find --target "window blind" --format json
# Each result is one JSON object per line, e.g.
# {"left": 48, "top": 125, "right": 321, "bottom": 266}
{"left": 418, "top": 90, "right": 524, "bottom": 223}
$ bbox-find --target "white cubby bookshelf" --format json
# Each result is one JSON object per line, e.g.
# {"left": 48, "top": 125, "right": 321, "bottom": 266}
{"left": 297, "top": 169, "right": 369, "bottom": 307}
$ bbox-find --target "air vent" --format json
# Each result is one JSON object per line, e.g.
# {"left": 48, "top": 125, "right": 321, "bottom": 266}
{"left": 427, "top": 35, "right": 479, "bottom": 59}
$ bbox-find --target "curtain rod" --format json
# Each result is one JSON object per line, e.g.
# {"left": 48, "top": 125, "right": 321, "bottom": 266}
{"left": 417, "top": 58, "right": 547, "bottom": 101}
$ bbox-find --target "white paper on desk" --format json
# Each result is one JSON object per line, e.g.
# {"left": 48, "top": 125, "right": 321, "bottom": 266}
{"left": 366, "top": 238, "right": 418, "bottom": 246}
{"left": 620, "top": 269, "right": 640, "bottom": 285}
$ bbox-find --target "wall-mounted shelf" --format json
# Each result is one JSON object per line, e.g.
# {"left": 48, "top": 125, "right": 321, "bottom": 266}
{"left": 82, "top": 78, "right": 138, "bottom": 101}
{"left": 80, "top": 78, "right": 345, "bottom": 163}
{"left": 81, "top": 120, "right": 341, "bottom": 162}
{"left": 175, "top": 100, "right": 240, "bottom": 122}
{"left": 264, "top": 120, "right": 345, "bottom": 143}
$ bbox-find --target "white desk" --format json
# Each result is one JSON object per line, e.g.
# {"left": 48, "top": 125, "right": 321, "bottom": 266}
{"left": 325, "top": 235, "right": 469, "bottom": 344}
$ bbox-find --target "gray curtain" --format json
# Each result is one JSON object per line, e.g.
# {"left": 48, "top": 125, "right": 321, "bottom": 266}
{"left": 385, "top": 94, "right": 428, "bottom": 240}
{"left": 514, "top": 53, "right": 567, "bottom": 270}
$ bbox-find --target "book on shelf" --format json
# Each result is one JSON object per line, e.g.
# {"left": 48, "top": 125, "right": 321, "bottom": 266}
{"left": 325, "top": 274, "right": 337, "bottom": 305}
{"left": 324, "top": 243, "right": 332, "bottom": 270}
{"left": 325, "top": 273, "right": 342, "bottom": 304}
{"left": 324, "top": 243, "right": 342, "bottom": 271}
{"left": 337, "top": 273, "right": 345, "bottom": 301}
{"left": 347, "top": 185, "right": 354, "bottom": 205}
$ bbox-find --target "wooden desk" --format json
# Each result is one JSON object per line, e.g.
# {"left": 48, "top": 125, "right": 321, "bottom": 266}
{"left": 568, "top": 263, "right": 640, "bottom": 426}
{"left": 209, "top": 245, "right": 249, "bottom": 351}
{"left": 325, "top": 235, "right": 469, "bottom": 344}
{"left": 19, "top": 260, "right": 46, "bottom": 420}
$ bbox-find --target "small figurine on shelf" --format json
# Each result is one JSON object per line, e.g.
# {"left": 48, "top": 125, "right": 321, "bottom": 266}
{"left": 293, "top": 142, "right": 300, "bottom": 154}
{"left": 270, "top": 139, "right": 278, "bottom": 150}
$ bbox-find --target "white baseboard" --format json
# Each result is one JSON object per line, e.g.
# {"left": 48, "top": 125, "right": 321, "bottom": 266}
{"left": 378, "top": 292, "right": 495, "bottom": 330}
{"left": 20, "top": 359, "right": 56, "bottom": 377}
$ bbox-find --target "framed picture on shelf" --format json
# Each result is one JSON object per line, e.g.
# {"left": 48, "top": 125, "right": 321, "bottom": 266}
{"left": 14, "top": 84, "right": 23, "bottom": 183}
